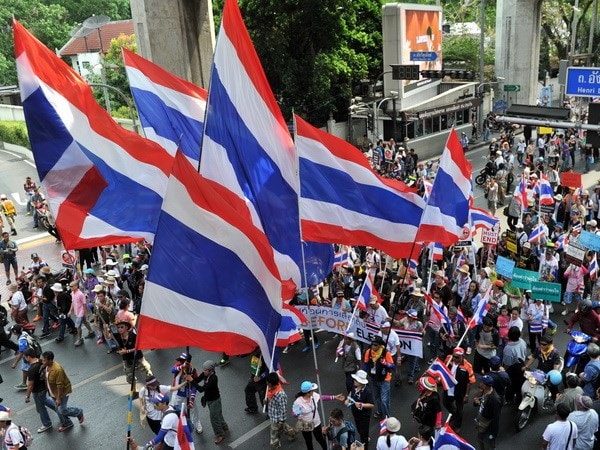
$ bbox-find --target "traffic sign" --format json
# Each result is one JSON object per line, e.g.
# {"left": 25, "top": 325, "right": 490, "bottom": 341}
{"left": 566, "top": 67, "right": 600, "bottom": 97}
{"left": 409, "top": 51, "right": 438, "bottom": 61}
{"left": 493, "top": 100, "right": 508, "bottom": 112}
{"left": 503, "top": 84, "right": 521, "bottom": 92}
{"left": 61, "top": 250, "right": 76, "bottom": 265}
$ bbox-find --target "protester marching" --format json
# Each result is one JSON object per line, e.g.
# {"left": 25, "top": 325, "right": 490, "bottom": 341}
{"left": 5, "top": 0, "right": 600, "bottom": 449}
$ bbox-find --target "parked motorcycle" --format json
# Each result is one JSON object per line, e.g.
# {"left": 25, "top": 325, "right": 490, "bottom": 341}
{"left": 34, "top": 201, "right": 51, "bottom": 231}
{"left": 563, "top": 330, "right": 592, "bottom": 374}
{"left": 515, "top": 369, "right": 557, "bottom": 431}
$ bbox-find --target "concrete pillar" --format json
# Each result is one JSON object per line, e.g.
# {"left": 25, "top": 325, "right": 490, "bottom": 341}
{"left": 494, "top": 0, "right": 543, "bottom": 106}
{"left": 130, "top": 0, "right": 215, "bottom": 88}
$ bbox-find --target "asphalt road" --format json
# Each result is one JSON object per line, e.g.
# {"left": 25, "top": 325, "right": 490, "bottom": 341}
{"left": 0, "top": 138, "right": 592, "bottom": 450}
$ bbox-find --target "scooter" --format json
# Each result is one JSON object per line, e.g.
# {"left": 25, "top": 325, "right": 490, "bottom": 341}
{"left": 564, "top": 330, "right": 592, "bottom": 374}
{"left": 515, "top": 370, "right": 555, "bottom": 431}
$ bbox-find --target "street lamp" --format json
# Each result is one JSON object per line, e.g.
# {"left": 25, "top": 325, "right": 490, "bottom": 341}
{"left": 477, "top": 77, "right": 504, "bottom": 139}
{"left": 375, "top": 92, "right": 399, "bottom": 140}
{"left": 89, "top": 82, "right": 140, "bottom": 135}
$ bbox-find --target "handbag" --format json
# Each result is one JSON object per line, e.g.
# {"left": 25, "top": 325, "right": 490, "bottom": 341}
{"left": 295, "top": 398, "right": 316, "bottom": 432}
{"left": 475, "top": 413, "right": 492, "bottom": 433}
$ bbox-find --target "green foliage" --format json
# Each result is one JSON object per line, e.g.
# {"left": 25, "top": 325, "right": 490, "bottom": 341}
{"left": 0, "top": 121, "right": 30, "bottom": 148}
{"left": 44, "top": 0, "right": 131, "bottom": 24}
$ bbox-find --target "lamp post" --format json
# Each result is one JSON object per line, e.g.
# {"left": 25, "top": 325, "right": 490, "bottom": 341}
{"left": 375, "top": 93, "right": 399, "bottom": 140}
{"left": 89, "top": 82, "right": 140, "bottom": 135}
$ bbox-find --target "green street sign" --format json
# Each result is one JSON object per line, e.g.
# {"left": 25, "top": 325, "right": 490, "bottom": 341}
{"left": 531, "top": 281, "right": 562, "bottom": 302}
{"left": 511, "top": 268, "right": 539, "bottom": 290}
{"left": 503, "top": 84, "right": 521, "bottom": 92}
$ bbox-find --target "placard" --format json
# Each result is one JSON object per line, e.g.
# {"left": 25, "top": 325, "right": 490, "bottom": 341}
{"left": 511, "top": 268, "right": 539, "bottom": 289}
{"left": 455, "top": 240, "right": 472, "bottom": 248}
{"left": 565, "top": 242, "right": 586, "bottom": 266}
{"left": 560, "top": 172, "right": 583, "bottom": 189}
{"left": 496, "top": 255, "right": 516, "bottom": 278}
{"left": 578, "top": 230, "right": 600, "bottom": 252}
{"left": 506, "top": 230, "right": 518, "bottom": 254}
{"left": 539, "top": 126, "right": 554, "bottom": 135}
{"left": 531, "top": 281, "right": 562, "bottom": 302}
{"left": 540, "top": 204, "right": 555, "bottom": 215}
{"left": 481, "top": 230, "right": 498, "bottom": 245}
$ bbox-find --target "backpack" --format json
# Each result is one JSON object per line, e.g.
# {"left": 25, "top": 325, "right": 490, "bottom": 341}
{"left": 334, "top": 420, "right": 356, "bottom": 446}
{"left": 19, "top": 425, "right": 33, "bottom": 447}
{"left": 0, "top": 304, "right": 8, "bottom": 327}
{"left": 25, "top": 334, "right": 42, "bottom": 358}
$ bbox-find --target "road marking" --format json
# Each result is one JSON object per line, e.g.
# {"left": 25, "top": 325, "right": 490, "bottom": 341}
{"left": 229, "top": 420, "right": 271, "bottom": 448}
{"left": 0, "top": 149, "right": 35, "bottom": 168}
{"left": 16, "top": 233, "right": 53, "bottom": 247}
{"left": 11, "top": 363, "right": 123, "bottom": 417}
{"left": 10, "top": 192, "right": 27, "bottom": 206}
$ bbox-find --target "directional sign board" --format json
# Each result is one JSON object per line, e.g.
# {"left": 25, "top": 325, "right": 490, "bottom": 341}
{"left": 409, "top": 51, "right": 438, "bottom": 62}
{"left": 503, "top": 84, "right": 521, "bottom": 92}
{"left": 566, "top": 67, "right": 600, "bottom": 97}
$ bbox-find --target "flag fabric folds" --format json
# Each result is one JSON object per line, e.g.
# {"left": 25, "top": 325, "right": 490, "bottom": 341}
{"left": 332, "top": 251, "right": 351, "bottom": 270}
{"left": 13, "top": 20, "right": 173, "bottom": 249}
{"left": 174, "top": 404, "right": 195, "bottom": 450}
{"left": 355, "top": 274, "right": 376, "bottom": 311}
{"left": 471, "top": 289, "right": 492, "bottom": 328}
{"left": 434, "top": 424, "right": 475, "bottom": 450}
{"left": 276, "top": 303, "right": 306, "bottom": 347}
{"left": 470, "top": 206, "right": 500, "bottom": 232}
{"left": 137, "top": 151, "right": 282, "bottom": 369}
{"left": 428, "top": 243, "right": 444, "bottom": 261}
{"left": 426, "top": 357, "right": 457, "bottom": 390}
{"left": 415, "top": 129, "right": 472, "bottom": 245}
{"left": 295, "top": 115, "right": 426, "bottom": 258}
{"left": 123, "top": 48, "right": 207, "bottom": 165}
{"left": 199, "top": 0, "right": 331, "bottom": 289}
{"left": 528, "top": 224, "right": 546, "bottom": 243}
{"left": 513, "top": 174, "right": 528, "bottom": 209}
{"left": 590, "top": 254, "right": 598, "bottom": 281}
{"left": 535, "top": 174, "right": 554, "bottom": 205}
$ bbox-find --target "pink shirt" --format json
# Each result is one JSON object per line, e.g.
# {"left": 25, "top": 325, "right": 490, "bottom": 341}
{"left": 71, "top": 289, "right": 87, "bottom": 317}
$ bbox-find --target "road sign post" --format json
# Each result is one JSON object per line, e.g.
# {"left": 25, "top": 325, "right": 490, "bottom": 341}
{"left": 503, "top": 84, "right": 521, "bottom": 92}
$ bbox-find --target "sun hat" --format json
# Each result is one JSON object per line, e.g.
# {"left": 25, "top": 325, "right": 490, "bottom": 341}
{"left": 458, "top": 264, "right": 470, "bottom": 274}
{"left": 369, "top": 295, "right": 378, "bottom": 304}
{"left": 93, "top": 285, "right": 104, "bottom": 293}
{"left": 453, "top": 347, "right": 465, "bottom": 356}
{"left": 140, "top": 264, "right": 149, "bottom": 271}
{"left": 351, "top": 370, "right": 369, "bottom": 385}
{"left": 84, "top": 268, "right": 95, "bottom": 275}
{"left": 105, "top": 259, "right": 116, "bottom": 266}
{"left": 371, "top": 336, "right": 386, "bottom": 346}
{"left": 50, "top": 283, "right": 63, "bottom": 292}
{"left": 385, "top": 417, "right": 401, "bottom": 433}
{"left": 0, "top": 410, "right": 10, "bottom": 421}
{"left": 300, "top": 381, "right": 318, "bottom": 393}
{"left": 407, "top": 309, "right": 418, "bottom": 319}
{"left": 419, "top": 376, "right": 437, "bottom": 392}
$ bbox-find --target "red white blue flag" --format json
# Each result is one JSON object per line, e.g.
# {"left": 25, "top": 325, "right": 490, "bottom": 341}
{"left": 122, "top": 48, "right": 207, "bottom": 166}
{"left": 590, "top": 253, "right": 598, "bottom": 281}
{"left": 528, "top": 224, "right": 547, "bottom": 243}
{"left": 333, "top": 251, "right": 351, "bottom": 270}
{"left": 427, "top": 357, "right": 457, "bottom": 390}
{"left": 415, "top": 129, "right": 472, "bottom": 245}
{"left": 137, "top": 151, "right": 283, "bottom": 369}
{"left": 175, "top": 404, "right": 195, "bottom": 450}
{"left": 434, "top": 424, "right": 475, "bottom": 450}
{"left": 295, "top": 115, "right": 425, "bottom": 258}
{"left": 276, "top": 303, "right": 306, "bottom": 347}
{"left": 355, "top": 274, "right": 376, "bottom": 311}
{"left": 14, "top": 21, "right": 173, "bottom": 249}
{"left": 199, "top": 0, "right": 331, "bottom": 294}
{"left": 513, "top": 174, "right": 528, "bottom": 209}
{"left": 471, "top": 288, "right": 492, "bottom": 328}
{"left": 470, "top": 206, "right": 500, "bottom": 232}
{"left": 535, "top": 174, "right": 555, "bottom": 206}
{"left": 428, "top": 242, "right": 444, "bottom": 261}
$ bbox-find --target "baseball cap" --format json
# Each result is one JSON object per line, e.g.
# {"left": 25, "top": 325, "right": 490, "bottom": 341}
{"left": 150, "top": 393, "right": 170, "bottom": 404}
{"left": 479, "top": 375, "right": 494, "bottom": 386}
{"left": 300, "top": 381, "right": 318, "bottom": 393}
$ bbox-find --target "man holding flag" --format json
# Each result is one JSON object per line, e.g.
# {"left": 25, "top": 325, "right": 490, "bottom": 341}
{"left": 441, "top": 348, "right": 476, "bottom": 432}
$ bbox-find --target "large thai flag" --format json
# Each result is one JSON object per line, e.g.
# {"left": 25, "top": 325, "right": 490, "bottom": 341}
{"left": 277, "top": 303, "right": 306, "bottom": 346}
{"left": 415, "top": 129, "right": 472, "bottom": 245}
{"left": 470, "top": 206, "right": 500, "bottom": 232}
{"left": 427, "top": 357, "right": 457, "bottom": 389}
{"left": 122, "top": 48, "right": 207, "bottom": 166}
{"left": 535, "top": 174, "right": 555, "bottom": 206}
{"left": 295, "top": 115, "right": 426, "bottom": 258}
{"left": 137, "top": 151, "right": 283, "bottom": 368}
{"left": 434, "top": 425, "right": 475, "bottom": 450}
{"left": 175, "top": 404, "right": 195, "bottom": 450}
{"left": 199, "top": 0, "right": 331, "bottom": 291}
{"left": 13, "top": 21, "right": 174, "bottom": 249}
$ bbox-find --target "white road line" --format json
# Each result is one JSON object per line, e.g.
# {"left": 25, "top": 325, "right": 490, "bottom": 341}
{"left": 11, "top": 363, "right": 122, "bottom": 417}
{"left": 228, "top": 420, "right": 271, "bottom": 448}
{"left": 15, "top": 232, "right": 52, "bottom": 246}
{"left": 0, "top": 149, "right": 35, "bottom": 168}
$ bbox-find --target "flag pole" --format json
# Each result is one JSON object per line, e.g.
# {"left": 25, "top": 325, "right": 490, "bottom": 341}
{"left": 263, "top": 332, "right": 279, "bottom": 413}
{"left": 292, "top": 112, "right": 327, "bottom": 425}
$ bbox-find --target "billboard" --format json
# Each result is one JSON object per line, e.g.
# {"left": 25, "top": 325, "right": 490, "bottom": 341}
{"left": 383, "top": 3, "right": 443, "bottom": 98}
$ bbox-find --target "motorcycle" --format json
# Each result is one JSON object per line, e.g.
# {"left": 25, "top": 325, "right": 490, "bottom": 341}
{"left": 515, "top": 369, "right": 555, "bottom": 431}
{"left": 475, "top": 160, "right": 515, "bottom": 187}
{"left": 563, "top": 330, "right": 592, "bottom": 374}
{"left": 34, "top": 201, "right": 51, "bottom": 231}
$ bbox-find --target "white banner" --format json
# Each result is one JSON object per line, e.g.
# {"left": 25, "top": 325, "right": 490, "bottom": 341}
{"left": 297, "top": 306, "right": 423, "bottom": 358}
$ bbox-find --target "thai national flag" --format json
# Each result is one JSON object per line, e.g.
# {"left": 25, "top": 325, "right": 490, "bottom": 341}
{"left": 276, "top": 303, "right": 306, "bottom": 347}
{"left": 513, "top": 174, "right": 528, "bottom": 209}
{"left": 434, "top": 424, "right": 475, "bottom": 450}
{"left": 422, "top": 177, "right": 434, "bottom": 202}
{"left": 472, "top": 288, "right": 492, "bottom": 328}
{"left": 590, "top": 253, "right": 598, "bottom": 281}
{"left": 415, "top": 129, "right": 472, "bottom": 246}
{"left": 424, "top": 292, "right": 451, "bottom": 327}
{"left": 295, "top": 115, "right": 426, "bottom": 259}
{"left": 175, "top": 404, "right": 195, "bottom": 450}
{"left": 122, "top": 48, "right": 207, "bottom": 166}
{"left": 428, "top": 242, "right": 444, "bottom": 261}
{"left": 456, "top": 252, "right": 468, "bottom": 268}
{"left": 14, "top": 21, "right": 174, "bottom": 249}
{"left": 136, "top": 151, "right": 283, "bottom": 369}
{"left": 528, "top": 224, "right": 546, "bottom": 243}
{"left": 555, "top": 233, "right": 569, "bottom": 250}
{"left": 199, "top": 0, "right": 332, "bottom": 294}
{"left": 332, "top": 251, "right": 350, "bottom": 270}
{"left": 427, "top": 357, "right": 457, "bottom": 390}
{"left": 470, "top": 206, "right": 500, "bottom": 232}
{"left": 456, "top": 307, "right": 467, "bottom": 324}
{"left": 535, "top": 174, "right": 555, "bottom": 206}
{"left": 379, "top": 416, "right": 388, "bottom": 435}
{"left": 355, "top": 274, "right": 376, "bottom": 311}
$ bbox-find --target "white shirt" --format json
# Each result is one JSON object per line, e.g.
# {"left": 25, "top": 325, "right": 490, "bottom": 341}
{"left": 381, "top": 329, "right": 400, "bottom": 356}
{"left": 542, "top": 420, "right": 578, "bottom": 450}
{"left": 508, "top": 317, "right": 524, "bottom": 332}
{"left": 3, "top": 423, "right": 23, "bottom": 449}
{"left": 10, "top": 291, "right": 27, "bottom": 312}
{"left": 160, "top": 408, "right": 179, "bottom": 447}
{"left": 376, "top": 434, "right": 409, "bottom": 450}
{"left": 368, "top": 305, "right": 389, "bottom": 325}
{"left": 139, "top": 385, "right": 171, "bottom": 421}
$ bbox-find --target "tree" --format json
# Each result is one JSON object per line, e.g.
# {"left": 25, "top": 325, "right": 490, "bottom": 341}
{"left": 44, "top": 0, "right": 131, "bottom": 24}
{"left": 0, "top": 0, "right": 71, "bottom": 85}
